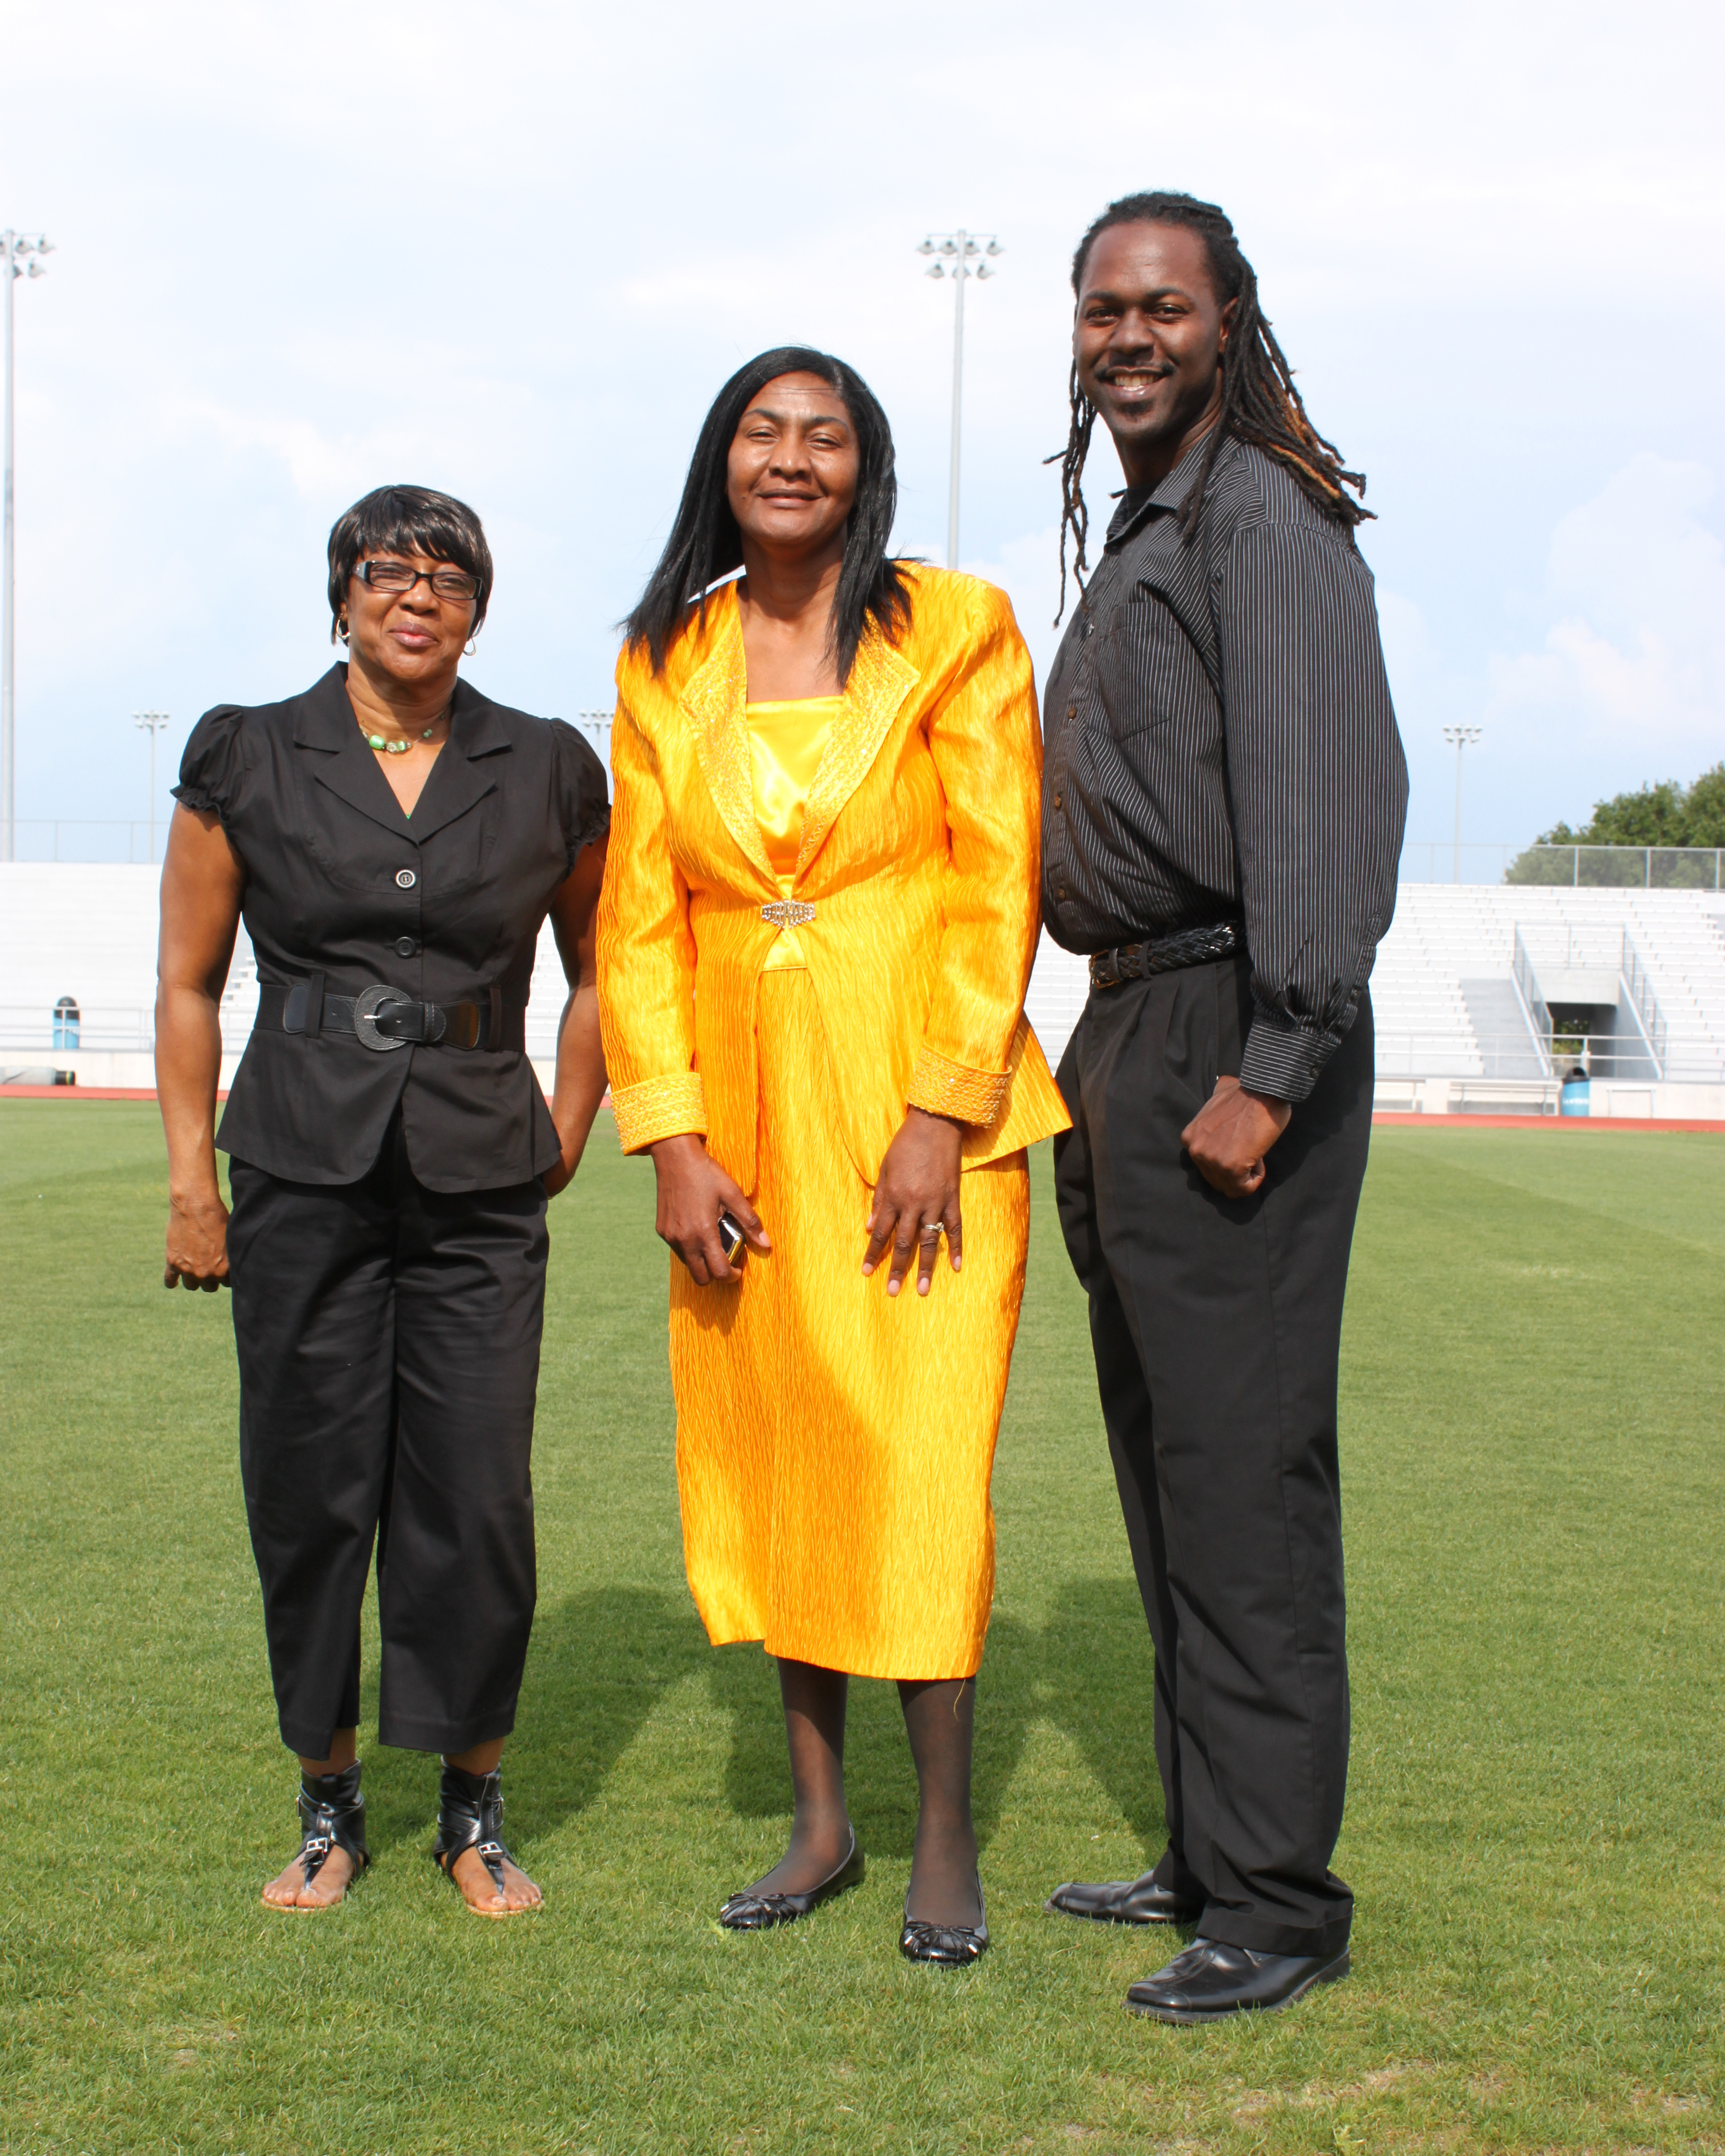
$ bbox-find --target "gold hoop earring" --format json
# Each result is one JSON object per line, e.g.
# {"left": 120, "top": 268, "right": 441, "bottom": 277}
{"left": 338, "top": 617, "right": 350, "bottom": 642}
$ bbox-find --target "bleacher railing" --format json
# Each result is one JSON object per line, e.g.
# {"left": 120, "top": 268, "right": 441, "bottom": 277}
{"left": 1400, "top": 842, "right": 1725, "bottom": 888}
{"left": 1510, "top": 928, "right": 1554, "bottom": 1076}
{"left": 1621, "top": 940, "right": 1668, "bottom": 1076}
{"left": 1373, "top": 1029, "right": 1719, "bottom": 1083}
{"left": 0, "top": 1005, "right": 157, "bottom": 1050}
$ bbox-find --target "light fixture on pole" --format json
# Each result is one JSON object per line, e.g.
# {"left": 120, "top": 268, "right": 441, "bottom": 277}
{"left": 2, "top": 229, "right": 52, "bottom": 865}
{"left": 1441, "top": 726, "right": 1482, "bottom": 884}
{"left": 917, "top": 231, "right": 1001, "bottom": 569}
{"left": 134, "top": 712, "right": 171, "bottom": 864}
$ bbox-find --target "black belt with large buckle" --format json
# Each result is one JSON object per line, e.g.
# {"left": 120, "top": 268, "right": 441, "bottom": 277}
{"left": 1088, "top": 920, "right": 1244, "bottom": 991}
{"left": 257, "top": 977, "right": 526, "bottom": 1053}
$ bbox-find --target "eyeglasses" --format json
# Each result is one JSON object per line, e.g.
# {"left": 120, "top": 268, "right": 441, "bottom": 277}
{"left": 356, "top": 559, "right": 480, "bottom": 601}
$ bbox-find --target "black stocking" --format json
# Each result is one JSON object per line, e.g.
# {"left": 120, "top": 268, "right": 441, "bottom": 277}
{"left": 898, "top": 1676, "right": 982, "bottom": 1927}
{"left": 743, "top": 1659, "right": 852, "bottom": 1896}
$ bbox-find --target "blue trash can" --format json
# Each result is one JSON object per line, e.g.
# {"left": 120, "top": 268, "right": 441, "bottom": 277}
{"left": 1559, "top": 1069, "right": 1589, "bottom": 1118}
{"left": 52, "top": 996, "right": 80, "bottom": 1051}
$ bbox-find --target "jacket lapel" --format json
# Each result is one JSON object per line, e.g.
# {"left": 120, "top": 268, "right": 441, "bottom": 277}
{"left": 406, "top": 681, "right": 509, "bottom": 840}
{"left": 292, "top": 667, "right": 409, "bottom": 837}
{"left": 796, "top": 633, "right": 919, "bottom": 876}
{"left": 679, "top": 592, "right": 776, "bottom": 886}
{"left": 292, "top": 667, "right": 506, "bottom": 841}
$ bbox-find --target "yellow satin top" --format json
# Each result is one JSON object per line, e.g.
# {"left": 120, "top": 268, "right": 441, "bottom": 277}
{"left": 746, "top": 696, "right": 838, "bottom": 971}
{"left": 598, "top": 566, "right": 1071, "bottom": 1190}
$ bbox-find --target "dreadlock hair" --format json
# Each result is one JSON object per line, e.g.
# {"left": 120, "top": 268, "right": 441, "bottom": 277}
{"left": 1049, "top": 191, "right": 1372, "bottom": 621}
{"left": 625, "top": 346, "right": 912, "bottom": 685}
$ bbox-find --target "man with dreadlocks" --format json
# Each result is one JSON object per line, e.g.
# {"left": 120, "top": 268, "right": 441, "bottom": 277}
{"left": 1040, "top": 192, "right": 1407, "bottom": 2023}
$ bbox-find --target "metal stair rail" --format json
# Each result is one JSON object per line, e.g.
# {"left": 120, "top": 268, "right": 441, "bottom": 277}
{"left": 1620, "top": 935, "right": 1667, "bottom": 1078}
{"left": 1510, "top": 927, "right": 1554, "bottom": 1076}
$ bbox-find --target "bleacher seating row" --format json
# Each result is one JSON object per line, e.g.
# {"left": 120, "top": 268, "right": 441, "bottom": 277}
{"left": 5, "top": 865, "right": 1724, "bottom": 1117}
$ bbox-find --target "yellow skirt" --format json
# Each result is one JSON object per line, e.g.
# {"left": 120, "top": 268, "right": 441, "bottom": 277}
{"left": 668, "top": 968, "right": 1029, "bottom": 1680}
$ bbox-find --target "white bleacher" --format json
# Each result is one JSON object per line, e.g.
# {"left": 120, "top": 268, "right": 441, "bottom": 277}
{"left": 1024, "top": 884, "right": 1725, "bottom": 1119}
{"left": 5, "top": 862, "right": 1724, "bottom": 1117}
{"left": 1375, "top": 885, "right": 1725, "bottom": 1098}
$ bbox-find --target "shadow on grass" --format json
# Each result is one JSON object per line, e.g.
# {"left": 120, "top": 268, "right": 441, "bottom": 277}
{"left": 511, "top": 1585, "right": 709, "bottom": 1837}
{"left": 351, "top": 1585, "right": 709, "bottom": 1856}
{"left": 701, "top": 1571, "right": 1166, "bottom": 1869}
{"left": 353, "top": 1570, "right": 1166, "bottom": 1867}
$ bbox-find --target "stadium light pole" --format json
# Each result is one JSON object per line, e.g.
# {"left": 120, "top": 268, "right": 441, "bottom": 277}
{"left": 134, "top": 712, "right": 171, "bottom": 863}
{"left": 3, "top": 229, "right": 53, "bottom": 864}
{"left": 917, "top": 231, "right": 1001, "bottom": 568}
{"left": 1442, "top": 725, "right": 1482, "bottom": 884}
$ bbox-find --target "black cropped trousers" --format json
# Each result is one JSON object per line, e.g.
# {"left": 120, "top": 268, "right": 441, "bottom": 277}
{"left": 1054, "top": 954, "right": 1373, "bottom": 1959}
{"left": 226, "top": 1119, "right": 548, "bottom": 1760}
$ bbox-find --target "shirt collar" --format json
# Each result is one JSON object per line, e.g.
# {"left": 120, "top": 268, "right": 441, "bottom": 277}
{"left": 1103, "top": 427, "right": 1231, "bottom": 551}
{"left": 291, "top": 664, "right": 509, "bottom": 756}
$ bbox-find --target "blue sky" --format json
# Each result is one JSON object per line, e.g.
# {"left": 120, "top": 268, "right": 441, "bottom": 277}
{"left": 3, "top": 0, "right": 1721, "bottom": 857}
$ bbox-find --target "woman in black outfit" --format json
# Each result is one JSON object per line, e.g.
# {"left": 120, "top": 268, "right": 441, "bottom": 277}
{"left": 155, "top": 485, "right": 609, "bottom": 1917}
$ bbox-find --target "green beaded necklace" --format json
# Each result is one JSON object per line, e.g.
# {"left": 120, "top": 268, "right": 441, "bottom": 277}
{"left": 366, "top": 725, "right": 437, "bottom": 756}
{"left": 360, "top": 710, "right": 447, "bottom": 756}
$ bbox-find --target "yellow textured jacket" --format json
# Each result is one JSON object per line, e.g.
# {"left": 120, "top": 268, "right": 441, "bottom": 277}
{"left": 596, "top": 567, "right": 1069, "bottom": 1190}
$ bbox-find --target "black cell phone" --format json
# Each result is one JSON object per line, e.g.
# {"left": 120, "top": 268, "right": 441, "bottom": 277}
{"left": 717, "top": 1211, "right": 747, "bottom": 1270}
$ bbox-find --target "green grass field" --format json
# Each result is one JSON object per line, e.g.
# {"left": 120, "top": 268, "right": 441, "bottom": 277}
{"left": 3, "top": 1103, "right": 1722, "bottom": 2154}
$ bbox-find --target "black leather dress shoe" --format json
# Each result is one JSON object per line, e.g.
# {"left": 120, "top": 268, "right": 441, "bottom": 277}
{"left": 1125, "top": 1937, "right": 1350, "bottom": 2023}
{"left": 1045, "top": 1868, "right": 1203, "bottom": 1926}
{"left": 718, "top": 1836, "right": 864, "bottom": 1931}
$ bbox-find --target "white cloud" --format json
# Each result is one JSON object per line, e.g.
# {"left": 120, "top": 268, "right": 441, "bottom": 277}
{"left": 1486, "top": 457, "right": 1725, "bottom": 770}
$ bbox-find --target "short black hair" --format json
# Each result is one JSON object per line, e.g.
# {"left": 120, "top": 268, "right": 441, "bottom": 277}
{"left": 326, "top": 484, "right": 494, "bottom": 642}
{"left": 624, "top": 346, "right": 912, "bottom": 686}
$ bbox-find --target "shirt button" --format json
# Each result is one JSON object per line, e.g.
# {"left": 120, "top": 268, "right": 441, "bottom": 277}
{"left": 394, "top": 936, "right": 417, "bottom": 958}
{"left": 1067, "top": 705, "right": 1077, "bottom": 720}
{"left": 395, "top": 868, "right": 416, "bottom": 889}
{"left": 1054, "top": 793, "right": 1062, "bottom": 810}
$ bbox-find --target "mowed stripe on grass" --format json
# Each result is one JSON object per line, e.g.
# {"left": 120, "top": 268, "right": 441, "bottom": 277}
{"left": 2, "top": 1104, "right": 1721, "bottom": 2154}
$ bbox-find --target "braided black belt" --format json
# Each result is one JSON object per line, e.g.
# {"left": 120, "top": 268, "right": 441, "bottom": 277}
{"left": 1088, "top": 920, "right": 1244, "bottom": 991}
{"left": 256, "top": 977, "right": 526, "bottom": 1053}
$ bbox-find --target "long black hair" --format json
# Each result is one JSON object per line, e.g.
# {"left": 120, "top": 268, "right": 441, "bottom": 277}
{"left": 1049, "top": 191, "right": 1371, "bottom": 619}
{"left": 624, "top": 346, "right": 912, "bottom": 685}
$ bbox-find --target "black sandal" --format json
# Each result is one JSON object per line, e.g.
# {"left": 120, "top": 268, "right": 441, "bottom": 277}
{"left": 267, "top": 1760, "right": 369, "bottom": 1908}
{"left": 431, "top": 1761, "right": 536, "bottom": 1918}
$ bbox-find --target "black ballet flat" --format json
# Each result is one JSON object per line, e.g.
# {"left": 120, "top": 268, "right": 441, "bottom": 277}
{"left": 267, "top": 1760, "right": 369, "bottom": 1908}
{"left": 899, "top": 1876, "right": 989, "bottom": 1965}
{"left": 719, "top": 1834, "right": 865, "bottom": 1930}
{"left": 431, "top": 1761, "right": 535, "bottom": 1919}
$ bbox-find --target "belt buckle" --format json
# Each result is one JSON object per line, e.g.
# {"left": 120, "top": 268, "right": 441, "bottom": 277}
{"left": 352, "top": 983, "right": 414, "bottom": 1051}
{"left": 760, "top": 898, "right": 816, "bottom": 929}
{"left": 1091, "top": 947, "right": 1123, "bottom": 990}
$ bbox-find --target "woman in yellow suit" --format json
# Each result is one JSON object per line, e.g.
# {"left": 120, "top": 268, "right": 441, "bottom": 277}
{"left": 597, "top": 348, "right": 1067, "bottom": 1964}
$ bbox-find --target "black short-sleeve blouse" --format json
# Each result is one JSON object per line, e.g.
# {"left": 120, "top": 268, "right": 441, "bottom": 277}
{"left": 175, "top": 664, "right": 608, "bottom": 1193}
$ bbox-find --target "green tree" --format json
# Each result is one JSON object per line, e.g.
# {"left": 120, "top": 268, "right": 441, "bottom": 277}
{"left": 1506, "top": 762, "right": 1725, "bottom": 885}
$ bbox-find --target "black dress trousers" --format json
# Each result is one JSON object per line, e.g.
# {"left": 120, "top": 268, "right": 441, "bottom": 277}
{"left": 1054, "top": 954, "right": 1373, "bottom": 1958}
{"left": 227, "top": 1119, "right": 549, "bottom": 1760}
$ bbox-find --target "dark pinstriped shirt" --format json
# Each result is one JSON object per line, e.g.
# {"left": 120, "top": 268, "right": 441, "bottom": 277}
{"left": 1041, "top": 431, "right": 1408, "bottom": 1102}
